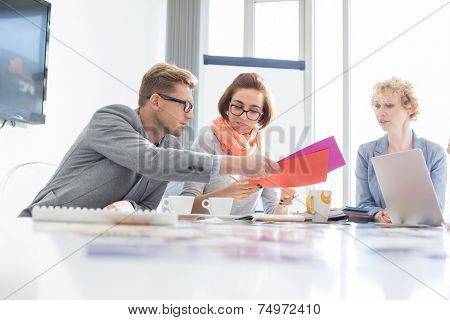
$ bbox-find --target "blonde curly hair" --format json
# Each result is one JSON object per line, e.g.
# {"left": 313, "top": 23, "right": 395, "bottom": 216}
{"left": 371, "top": 77, "right": 420, "bottom": 121}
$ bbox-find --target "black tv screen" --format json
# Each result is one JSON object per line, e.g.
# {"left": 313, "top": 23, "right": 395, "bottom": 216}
{"left": 0, "top": 0, "right": 51, "bottom": 124}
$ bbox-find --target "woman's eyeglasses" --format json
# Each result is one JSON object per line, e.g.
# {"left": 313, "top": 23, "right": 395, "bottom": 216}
{"left": 229, "top": 103, "right": 263, "bottom": 121}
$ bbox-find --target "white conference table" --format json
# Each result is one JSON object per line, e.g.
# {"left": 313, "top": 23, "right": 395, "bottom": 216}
{"left": 1, "top": 215, "right": 449, "bottom": 300}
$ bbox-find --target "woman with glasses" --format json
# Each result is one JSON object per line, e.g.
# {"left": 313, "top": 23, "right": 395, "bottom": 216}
{"left": 181, "top": 73, "right": 296, "bottom": 215}
{"left": 355, "top": 77, "right": 447, "bottom": 223}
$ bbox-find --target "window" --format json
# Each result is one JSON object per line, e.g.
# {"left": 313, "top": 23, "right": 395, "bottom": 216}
{"left": 208, "top": 0, "right": 244, "bottom": 56}
{"left": 254, "top": 0, "right": 299, "bottom": 60}
{"left": 208, "top": 0, "right": 300, "bottom": 59}
{"left": 350, "top": 0, "right": 450, "bottom": 217}
{"left": 313, "top": 0, "right": 344, "bottom": 208}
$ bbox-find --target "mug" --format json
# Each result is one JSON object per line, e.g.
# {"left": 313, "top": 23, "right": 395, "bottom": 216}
{"left": 306, "top": 190, "right": 332, "bottom": 223}
{"left": 162, "top": 196, "right": 194, "bottom": 214}
{"left": 201, "top": 197, "right": 234, "bottom": 216}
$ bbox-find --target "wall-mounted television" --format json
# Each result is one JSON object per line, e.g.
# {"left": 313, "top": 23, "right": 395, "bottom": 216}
{"left": 0, "top": 0, "right": 51, "bottom": 124}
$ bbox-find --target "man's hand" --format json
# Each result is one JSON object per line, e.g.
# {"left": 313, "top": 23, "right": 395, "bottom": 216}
{"left": 374, "top": 209, "right": 392, "bottom": 223}
{"left": 220, "top": 155, "right": 281, "bottom": 179}
{"left": 104, "top": 200, "right": 135, "bottom": 213}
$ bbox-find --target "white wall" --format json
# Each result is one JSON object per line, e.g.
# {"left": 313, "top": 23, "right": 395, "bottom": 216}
{"left": 0, "top": 0, "right": 167, "bottom": 216}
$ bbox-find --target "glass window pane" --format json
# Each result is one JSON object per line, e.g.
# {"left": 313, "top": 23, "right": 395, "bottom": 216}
{"left": 208, "top": 0, "right": 244, "bottom": 56}
{"left": 314, "top": 0, "right": 344, "bottom": 208}
{"left": 255, "top": 0, "right": 299, "bottom": 60}
{"left": 350, "top": 0, "right": 450, "bottom": 218}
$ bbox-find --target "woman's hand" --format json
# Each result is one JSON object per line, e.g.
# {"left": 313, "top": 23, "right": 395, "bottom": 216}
{"left": 374, "top": 209, "right": 392, "bottom": 223}
{"left": 279, "top": 188, "right": 297, "bottom": 206}
{"left": 221, "top": 178, "right": 261, "bottom": 200}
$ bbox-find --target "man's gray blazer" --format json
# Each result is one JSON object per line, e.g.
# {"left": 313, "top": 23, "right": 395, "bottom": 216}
{"left": 21, "top": 105, "right": 216, "bottom": 217}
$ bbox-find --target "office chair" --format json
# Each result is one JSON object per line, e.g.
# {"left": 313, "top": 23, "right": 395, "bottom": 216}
{"left": 0, "top": 162, "right": 56, "bottom": 219}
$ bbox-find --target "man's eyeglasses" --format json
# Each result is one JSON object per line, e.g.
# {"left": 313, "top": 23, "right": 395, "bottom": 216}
{"left": 229, "top": 103, "right": 263, "bottom": 121}
{"left": 147, "top": 93, "right": 194, "bottom": 113}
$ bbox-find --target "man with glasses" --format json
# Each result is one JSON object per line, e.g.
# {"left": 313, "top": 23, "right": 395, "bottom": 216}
{"left": 21, "top": 63, "right": 279, "bottom": 216}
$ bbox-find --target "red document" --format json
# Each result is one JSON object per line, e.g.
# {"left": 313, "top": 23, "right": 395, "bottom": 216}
{"left": 249, "top": 149, "right": 329, "bottom": 188}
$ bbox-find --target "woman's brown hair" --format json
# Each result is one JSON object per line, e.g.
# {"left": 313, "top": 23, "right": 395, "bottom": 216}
{"left": 218, "top": 73, "right": 275, "bottom": 129}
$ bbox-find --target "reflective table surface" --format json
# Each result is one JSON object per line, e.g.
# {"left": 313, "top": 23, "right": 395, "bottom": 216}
{"left": 1, "top": 217, "right": 449, "bottom": 299}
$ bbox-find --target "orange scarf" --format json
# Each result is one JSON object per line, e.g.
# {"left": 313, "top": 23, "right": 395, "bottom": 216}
{"left": 210, "top": 116, "right": 259, "bottom": 156}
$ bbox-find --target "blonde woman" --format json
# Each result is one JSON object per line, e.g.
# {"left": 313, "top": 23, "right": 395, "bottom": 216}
{"left": 182, "top": 73, "right": 296, "bottom": 215}
{"left": 355, "top": 77, "right": 447, "bottom": 223}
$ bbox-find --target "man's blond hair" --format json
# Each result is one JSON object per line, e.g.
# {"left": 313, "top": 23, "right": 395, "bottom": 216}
{"left": 138, "top": 63, "right": 198, "bottom": 108}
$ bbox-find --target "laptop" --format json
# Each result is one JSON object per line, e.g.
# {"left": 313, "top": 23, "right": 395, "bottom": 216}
{"left": 371, "top": 149, "right": 443, "bottom": 225}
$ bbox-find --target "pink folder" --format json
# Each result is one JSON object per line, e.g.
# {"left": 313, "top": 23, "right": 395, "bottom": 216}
{"left": 249, "top": 149, "right": 329, "bottom": 188}
{"left": 282, "top": 136, "right": 346, "bottom": 173}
